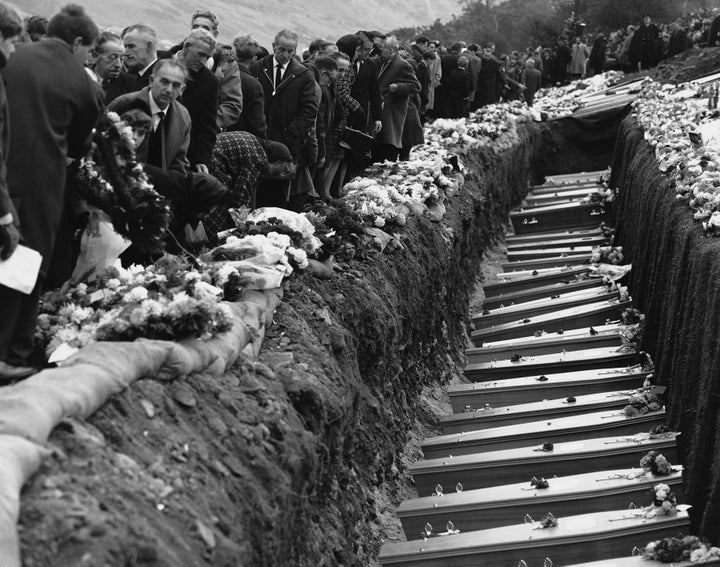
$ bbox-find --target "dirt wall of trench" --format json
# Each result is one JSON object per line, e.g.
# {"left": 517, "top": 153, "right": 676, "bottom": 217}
{"left": 17, "top": 124, "right": 543, "bottom": 567}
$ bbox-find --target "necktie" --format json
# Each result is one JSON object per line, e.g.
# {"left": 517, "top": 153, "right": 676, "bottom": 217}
{"left": 147, "top": 110, "right": 166, "bottom": 168}
{"left": 154, "top": 110, "right": 165, "bottom": 132}
{"left": 275, "top": 64, "right": 283, "bottom": 89}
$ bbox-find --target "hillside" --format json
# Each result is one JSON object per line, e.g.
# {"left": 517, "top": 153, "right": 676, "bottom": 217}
{"left": 13, "top": 0, "right": 461, "bottom": 49}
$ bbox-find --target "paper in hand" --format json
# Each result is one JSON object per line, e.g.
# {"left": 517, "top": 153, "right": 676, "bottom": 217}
{"left": 0, "top": 244, "right": 42, "bottom": 294}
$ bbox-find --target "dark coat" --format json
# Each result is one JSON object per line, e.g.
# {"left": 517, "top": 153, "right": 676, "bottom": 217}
{"left": 0, "top": 51, "right": 12, "bottom": 224}
{"left": 109, "top": 87, "right": 192, "bottom": 174}
{"left": 376, "top": 54, "right": 421, "bottom": 149}
{"left": 178, "top": 65, "right": 219, "bottom": 168}
{"left": 630, "top": 23, "right": 661, "bottom": 67}
{"left": 350, "top": 58, "right": 382, "bottom": 130}
{"left": 3, "top": 39, "right": 101, "bottom": 276}
{"left": 477, "top": 55, "right": 505, "bottom": 106}
{"left": 522, "top": 67, "right": 542, "bottom": 106}
{"left": 229, "top": 65, "right": 268, "bottom": 139}
{"left": 250, "top": 55, "right": 319, "bottom": 161}
{"left": 446, "top": 67, "right": 471, "bottom": 117}
{"left": 102, "top": 71, "right": 138, "bottom": 105}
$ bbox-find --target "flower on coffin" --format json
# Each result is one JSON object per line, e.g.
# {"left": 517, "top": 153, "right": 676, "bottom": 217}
{"left": 530, "top": 476, "right": 549, "bottom": 489}
{"left": 533, "top": 71, "right": 625, "bottom": 119}
{"left": 636, "top": 534, "right": 720, "bottom": 563}
{"left": 621, "top": 307, "right": 645, "bottom": 325}
{"left": 590, "top": 246, "right": 624, "bottom": 265}
{"left": 623, "top": 391, "right": 662, "bottom": 416}
{"left": 640, "top": 450, "right": 674, "bottom": 476}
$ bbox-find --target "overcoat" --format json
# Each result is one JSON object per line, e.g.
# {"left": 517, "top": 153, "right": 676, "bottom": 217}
{"left": 3, "top": 39, "right": 101, "bottom": 275}
{"left": 250, "top": 55, "right": 319, "bottom": 161}
{"left": 376, "top": 54, "right": 420, "bottom": 149}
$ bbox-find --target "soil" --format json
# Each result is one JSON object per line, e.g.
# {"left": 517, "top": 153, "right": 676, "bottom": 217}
{"left": 17, "top": 126, "right": 543, "bottom": 567}
{"left": 18, "top": 45, "right": 710, "bottom": 563}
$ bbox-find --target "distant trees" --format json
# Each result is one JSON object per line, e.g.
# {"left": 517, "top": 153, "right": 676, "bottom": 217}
{"left": 391, "top": 0, "right": 720, "bottom": 53}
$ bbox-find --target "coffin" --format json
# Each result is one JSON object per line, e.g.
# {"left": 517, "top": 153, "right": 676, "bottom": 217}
{"left": 409, "top": 432, "right": 679, "bottom": 494}
{"left": 510, "top": 202, "right": 608, "bottom": 234}
{"left": 481, "top": 277, "right": 603, "bottom": 311}
{"left": 398, "top": 467, "right": 683, "bottom": 537}
{"left": 543, "top": 170, "right": 605, "bottom": 183}
{"left": 379, "top": 508, "right": 689, "bottom": 567}
{"left": 447, "top": 366, "right": 651, "bottom": 414}
{"left": 470, "top": 300, "right": 632, "bottom": 343}
{"left": 506, "top": 235, "right": 608, "bottom": 252}
{"left": 473, "top": 288, "right": 619, "bottom": 328}
{"left": 421, "top": 409, "right": 666, "bottom": 459}
{"left": 507, "top": 235, "right": 608, "bottom": 252}
{"left": 483, "top": 266, "right": 591, "bottom": 298}
{"left": 439, "top": 389, "right": 658, "bottom": 434}
{"left": 522, "top": 187, "right": 600, "bottom": 204}
{"left": 464, "top": 346, "right": 639, "bottom": 382}
{"left": 506, "top": 245, "right": 596, "bottom": 261}
{"left": 467, "top": 324, "right": 624, "bottom": 364}
{"left": 569, "top": 557, "right": 720, "bottom": 567}
{"left": 505, "top": 227, "right": 604, "bottom": 245}
{"left": 500, "top": 254, "right": 591, "bottom": 272}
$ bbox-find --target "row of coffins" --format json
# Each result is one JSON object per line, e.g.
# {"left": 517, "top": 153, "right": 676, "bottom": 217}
{"left": 379, "top": 172, "right": 695, "bottom": 566}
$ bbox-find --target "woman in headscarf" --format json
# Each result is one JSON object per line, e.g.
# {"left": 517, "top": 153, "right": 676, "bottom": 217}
{"left": 322, "top": 34, "right": 364, "bottom": 198}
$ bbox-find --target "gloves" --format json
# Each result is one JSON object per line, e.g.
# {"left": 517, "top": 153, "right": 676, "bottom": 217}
{"left": 0, "top": 223, "right": 19, "bottom": 260}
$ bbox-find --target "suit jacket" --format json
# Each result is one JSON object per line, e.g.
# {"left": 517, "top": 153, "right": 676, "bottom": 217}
{"left": 350, "top": 58, "right": 382, "bottom": 126}
{"left": 108, "top": 88, "right": 191, "bottom": 174}
{"left": 249, "top": 55, "right": 319, "bottom": 160}
{"left": 217, "top": 60, "right": 243, "bottom": 130}
{"left": 102, "top": 71, "right": 138, "bottom": 105}
{"left": 376, "top": 54, "right": 420, "bottom": 148}
{"left": 229, "top": 66, "right": 268, "bottom": 139}
{"left": 178, "top": 65, "right": 219, "bottom": 168}
{"left": 3, "top": 39, "right": 101, "bottom": 275}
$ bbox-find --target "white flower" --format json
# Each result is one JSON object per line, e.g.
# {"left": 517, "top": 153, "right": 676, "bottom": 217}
{"left": 288, "top": 247, "right": 308, "bottom": 269}
{"left": 124, "top": 286, "right": 149, "bottom": 302}
{"left": 106, "top": 278, "right": 121, "bottom": 290}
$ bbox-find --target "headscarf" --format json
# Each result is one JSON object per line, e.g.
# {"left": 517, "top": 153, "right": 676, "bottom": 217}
{"left": 336, "top": 34, "right": 363, "bottom": 59}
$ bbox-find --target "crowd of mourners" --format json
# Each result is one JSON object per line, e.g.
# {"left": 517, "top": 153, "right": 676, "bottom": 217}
{"left": 0, "top": 3, "right": 717, "bottom": 381}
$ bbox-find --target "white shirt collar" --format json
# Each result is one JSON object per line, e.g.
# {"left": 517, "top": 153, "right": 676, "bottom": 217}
{"left": 139, "top": 58, "right": 158, "bottom": 77}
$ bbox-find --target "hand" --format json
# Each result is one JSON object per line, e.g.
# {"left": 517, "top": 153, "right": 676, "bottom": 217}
{"left": 389, "top": 83, "right": 398, "bottom": 93}
{"left": 194, "top": 163, "right": 209, "bottom": 174}
{"left": 0, "top": 223, "right": 20, "bottom": 261}
{"left": 373, "top": 120, "right": 382, "bottom": 134}
{"left": 316, "top": 157, "right": 326, "bottom": 168}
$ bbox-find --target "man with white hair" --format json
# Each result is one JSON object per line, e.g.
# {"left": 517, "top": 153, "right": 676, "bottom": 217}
{"left": 189, "top": 9, "right": 243, "bottom": 131}
{"left": 250, "top": 29, "right": 319, "bottom": 208}
{"left": 521, "top": 57, "right": 542, "bottom": 106}
{"left": 122, "top": 23, "right": 158, "bottom": 90}
{"left": 176, "top": 28, "right": 219, "bottom": 173}
{"left": 373, "top": 35, "right": 420, "bottom": 162}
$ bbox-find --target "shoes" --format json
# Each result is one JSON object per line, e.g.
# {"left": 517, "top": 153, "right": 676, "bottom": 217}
{"left": 0, "top": 360, "right": 37, "bottom": 382}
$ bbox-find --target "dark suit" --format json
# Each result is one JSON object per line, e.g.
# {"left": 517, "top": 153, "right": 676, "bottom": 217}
{"left": 102, "top": 71, "right": 138, "bottom": 105}
{"left": 229, "top": 65, "right": 268, "bottom": 139}
{"left": 350, "top": 58, "right": 382, "bottom": 132}
{"left": 1, "top": 39, "right": 101, "bottom": 365}
{"left": 436, "top": 53, "right": 459, "bottom": 117}
{"left": 250, "top": 55, "right": 319, "bottom": 161}
{"left": 109, "top": 88, "right": 191, "bottom": 174}
{"left": 179, "top": 65, "right": 219, "bottom": 168}
{"left": 522, "top": 67, "right": 542, "bottom": 106}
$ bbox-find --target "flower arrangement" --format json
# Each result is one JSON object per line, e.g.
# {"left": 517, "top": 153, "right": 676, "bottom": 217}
{"left": 534, "top": 71, "right": 625, "bottom": 119}
{"left": 530, "top": 476, "right": 550, "bottom": 489}
{"left": 640, "top": 451, "right": 675, "bottom": 476}
{"left": 36, "top": 255, "right": 234, "bottom": 359}
{"left": 631, "top": 78, "right": 720, "bottom": 235}
{"left": 623, "top": 391, "right": 662, "bottom": 416}
{"left": 643, "top": 482, "right": 677, "bottom": 517}
{"left": 67, "top": 112, "right": 170, "bottom": 254}
{"left": 589, "top": 246, "right": 624, "bottom": 265}
{"left": 621, "top": 307, "right": 645, "bottom": 325}
{"left": 634, "top": 534, "right": 720, "bottom": 563}
{"left": 524, "top": 512, "right": 558, "bottom": 529}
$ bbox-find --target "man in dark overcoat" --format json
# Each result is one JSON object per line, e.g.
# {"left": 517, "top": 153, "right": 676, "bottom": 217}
{"left": 373, "top": 35, "right": 421, "bottom": 163}
{"left": 250, "top": 29, "right": 320, "bottom": 206}
{"left": 0, "top": 4, "right": 101, "bottom": 379}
